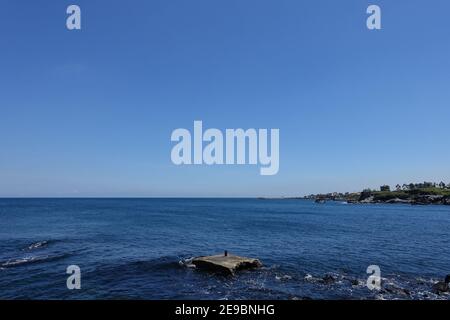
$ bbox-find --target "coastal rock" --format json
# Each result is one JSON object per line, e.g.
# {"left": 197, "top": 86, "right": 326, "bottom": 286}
{"left": 348, "top": 278, "right": 360, "bottom": 286}
{"left": 383, "top": 284, "right": 411, "bottom": 297}
{"left": 385, "top": 198, "right": 411, "bottom": 204}
{"left": 192, "top": 253, "right": 262, "bottom": 275}
{"left": 275, "top": 274, "right": 292, "bottom": 281}
{"left": 413, "top": 195, "right": 444, "bottom": 205}
{"left": 291, "top": 296, "right": 313, "bottom": 300}
{"left": 308, "top": 183, "right": 450, "bottom": 206}
{"left": 321, "top": 274, "right": 337, "bottom": 285}
{"left": 359, "top": 196, "right": 374, "bottom": 204}
{"left": 432, "top": 275, "right": 450, "bottom": 294}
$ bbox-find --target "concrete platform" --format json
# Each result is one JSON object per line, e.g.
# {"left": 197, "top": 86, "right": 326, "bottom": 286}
{"left": 192, "top": 253, "right": 262, "bottom": 275}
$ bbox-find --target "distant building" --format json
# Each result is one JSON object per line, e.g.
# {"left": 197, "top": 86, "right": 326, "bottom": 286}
{"left": 422, "top": 182, "right": 434, "bottom": 188}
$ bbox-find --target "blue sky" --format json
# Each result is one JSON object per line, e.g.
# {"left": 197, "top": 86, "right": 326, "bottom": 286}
{"left": 1, "top": 0, "right": 449, "bottom": 197}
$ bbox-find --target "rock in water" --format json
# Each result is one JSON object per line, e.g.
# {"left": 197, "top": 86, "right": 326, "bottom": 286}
{"left": 192, "top": 254, "right": 262, "bottom": 275}
{"left": 321, "top": 274, "right": 336, "bottom": 285}
{"left": 432, "top": 274, "right": 450, "bottom": 294}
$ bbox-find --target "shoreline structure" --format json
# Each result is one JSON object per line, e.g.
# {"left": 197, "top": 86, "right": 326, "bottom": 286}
{"left": 262, "top": 181, "right": 450, "bottom": 205}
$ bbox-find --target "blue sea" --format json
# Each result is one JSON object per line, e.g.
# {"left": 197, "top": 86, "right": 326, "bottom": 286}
{"left": 0, "top": 198, "right": 449, "bottom": 300}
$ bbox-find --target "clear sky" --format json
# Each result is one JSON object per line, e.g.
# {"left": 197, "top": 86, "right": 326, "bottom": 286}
{"left": 1, "top": 0, "right": 449, "bottom": 197}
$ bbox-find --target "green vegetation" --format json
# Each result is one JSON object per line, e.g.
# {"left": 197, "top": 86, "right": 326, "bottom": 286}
{"left": 370, "top": 187, "right": 450, "bottom": 201}
{"left": 372, "top": 191, "right": 409, "bottom": 201}
{"left": 304, "top": 181, "right": 450, "bottom": 205}
{"left": 362, "top": 186, "right": 450, "bottom": 202}
{"left": 410, "top": 187, "right": 450, "bottom": 196}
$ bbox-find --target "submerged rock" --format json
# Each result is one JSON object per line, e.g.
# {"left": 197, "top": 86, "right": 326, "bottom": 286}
{"left": 383, "top": 284, "right": 411, "bottom": 297}
{"left": 179, "top": 257, "right": 196, "bottom": 268}
{"left": 27, "top": 240, "right": 50, "bottom": 250}
{"left": 350, "top": 279, "right": 360, "bottom": 286}
{"left": 275, "top": 274, "right": 292, "bottom": 281}
{"left": 321, "top": 274, "right": 337, "bottom": 285}
{"left": 342, "top": 275, "right": 360, "bottom": 286}
{"left": 432, "top": 275, "right": 450, "bottom": 294}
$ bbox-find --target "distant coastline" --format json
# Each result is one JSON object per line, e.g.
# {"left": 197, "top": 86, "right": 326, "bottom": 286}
{"left": 262, "top": 181, "right": 450, "bottom": 205}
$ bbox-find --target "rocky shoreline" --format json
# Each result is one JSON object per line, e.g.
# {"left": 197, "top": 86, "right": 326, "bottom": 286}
{"left": 347, "top": 194, "right": 450, "bottom": 205}
{"left": 303, "top": 182, "right": 450, "bottom": 206}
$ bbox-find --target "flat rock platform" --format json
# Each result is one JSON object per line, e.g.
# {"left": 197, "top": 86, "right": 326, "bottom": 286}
{"left": 192, "top": 253, "right": 262, "bottom": 275}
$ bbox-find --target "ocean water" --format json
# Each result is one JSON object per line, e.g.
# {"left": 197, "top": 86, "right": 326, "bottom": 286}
{"left": 0, "top": 198, "right": 449, "bottom": 300}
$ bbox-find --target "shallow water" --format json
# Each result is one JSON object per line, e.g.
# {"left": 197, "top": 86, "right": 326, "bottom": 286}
{"left": 0, "top": 198, "right": 449, "bottom": 300}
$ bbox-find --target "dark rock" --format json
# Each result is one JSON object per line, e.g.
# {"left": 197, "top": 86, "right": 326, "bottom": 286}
{"left": 359, "top": 196, "right": 374, "bottom": 204}
{"left": 350, "top": 279, "right": 359, "bottom": 286}
{"left": 432, "top": 274, "right": 450, "bottom": 294}
{"left": 275, "top": 274, "right": 292, "bottom": 281}
{"left": 385, "top": 198, "right": 411, "bottom": 204}
{"left": 413, "top": 195, "right": 444, "bottom": 205}
{"left": 322, "top": 274, "right": 336, "bottom": 285}
{"left": 384, "top": 285, "right": 410, "bottom": 297}
{"left": 342, "top": 276, "right": 359, "bottom": 286}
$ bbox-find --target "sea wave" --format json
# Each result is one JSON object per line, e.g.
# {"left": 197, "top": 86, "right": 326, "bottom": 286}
{"left": 179, "top": 257, "right": 196, "bottom": 268}
{"left": 1, "top": 253, "right": 70, "bottom": 269}
{"left": 26, "top": 240, "right": 49, "bottom": 251}
{"left": 24, "top": 239, "right": 61, "bottom": 251}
